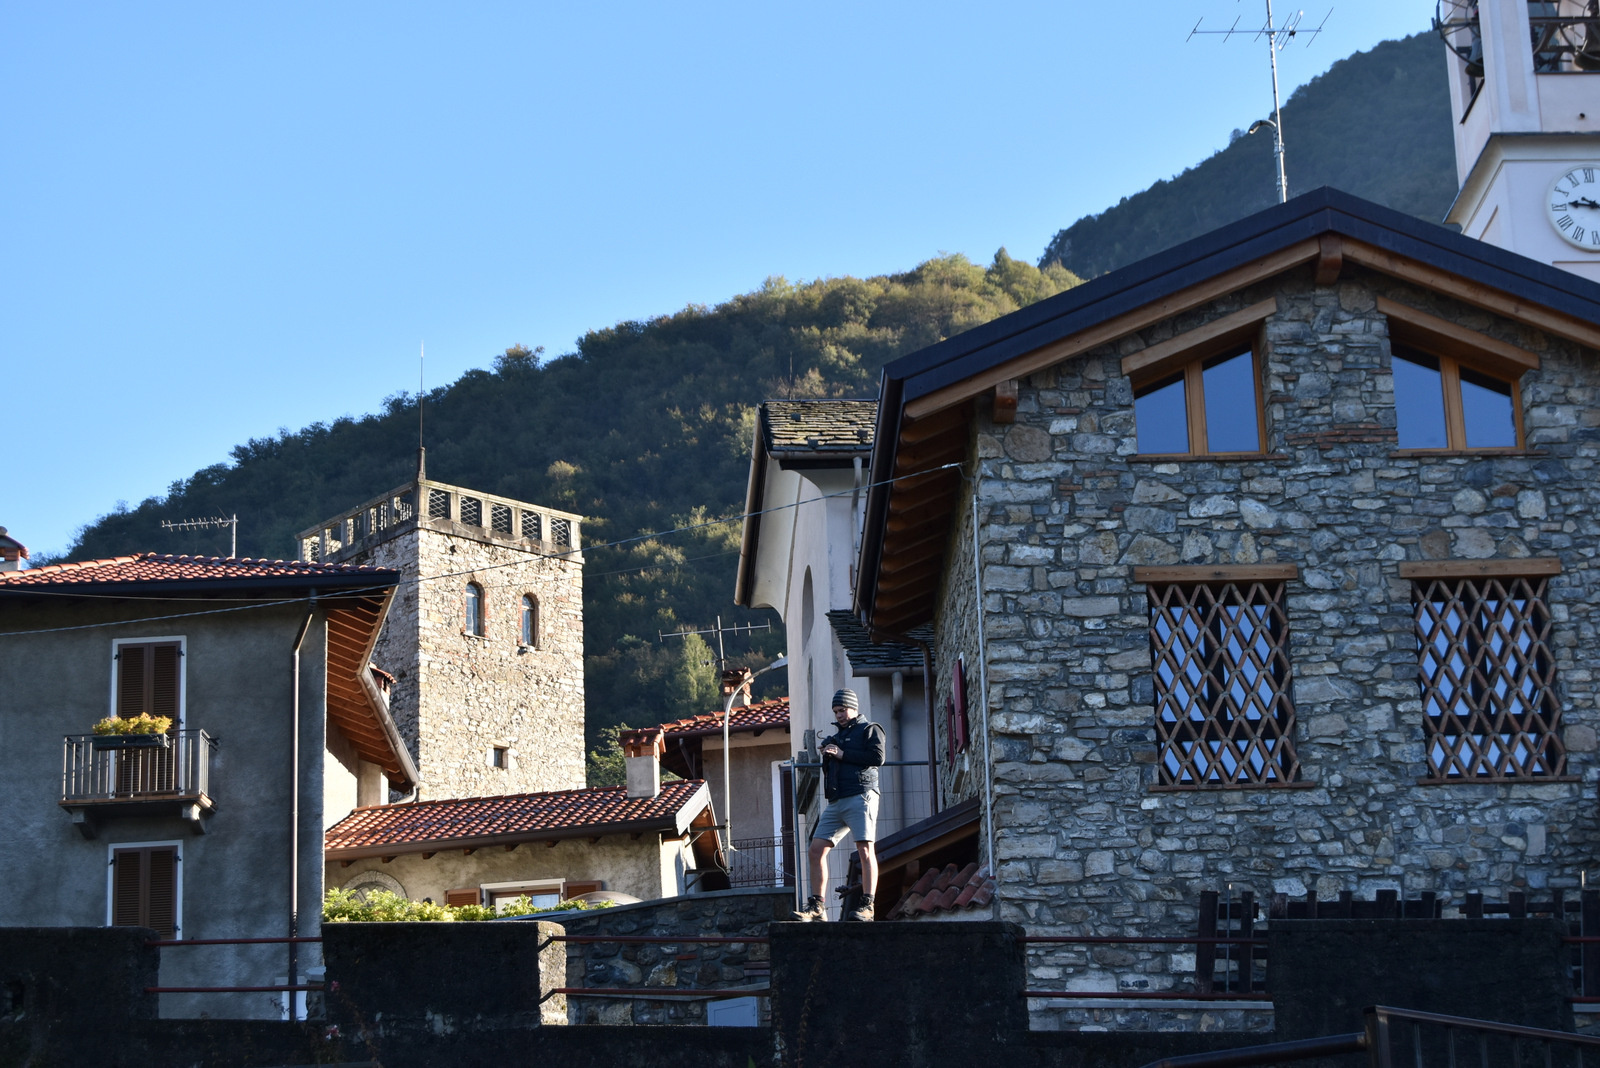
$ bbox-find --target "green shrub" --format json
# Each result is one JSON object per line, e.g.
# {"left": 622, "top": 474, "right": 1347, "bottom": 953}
{"left": 322, "top": 887, "right": 616, "bottom": 922}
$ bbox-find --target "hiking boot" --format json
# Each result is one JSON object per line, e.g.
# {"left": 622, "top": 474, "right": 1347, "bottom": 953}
{"left": 843, "top": 894, "right": 875, "bottom": 922}
{"left": 792, "top": 895, "right": 826, "bottom": 922}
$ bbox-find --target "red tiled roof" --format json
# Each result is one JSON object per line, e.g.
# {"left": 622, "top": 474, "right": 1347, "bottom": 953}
{"left": 657, "top": 697, "right": 789, "bottom": 739}
{"left": 324, "top": 779, "right": 712, "bottom": 860}
{"left": 0, "top": 552, "right": 394, "bottom": 588}
{"left": 886, "top": 863, "right": 995, "bottom": 920}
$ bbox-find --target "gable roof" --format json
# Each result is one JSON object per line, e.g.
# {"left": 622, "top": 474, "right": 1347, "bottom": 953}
{"left": 0, "top": 553, "right": 396, "bottom": 595}
{"left": 656, "top": 697, "right": 790, "bottom": 740}
{"left": 323, "top": 779, "right": 713, "bottom": 861}
{"left": 736, "top": 399, "right": 878, "bottom": 608}
{"left": 856, "top": 187, "right": 1600, "bottom": 633}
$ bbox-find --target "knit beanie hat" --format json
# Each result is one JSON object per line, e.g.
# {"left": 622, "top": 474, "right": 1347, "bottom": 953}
{"left": 832, "top": 688, "right": 859, "bottom": 713}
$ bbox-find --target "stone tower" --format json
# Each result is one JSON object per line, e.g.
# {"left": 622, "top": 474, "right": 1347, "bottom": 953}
{"left": 298, "top": 468, "right": 585, "bottom": 799}
{"left": 1439, "top": 0, "right": 1600, "bottom": 280}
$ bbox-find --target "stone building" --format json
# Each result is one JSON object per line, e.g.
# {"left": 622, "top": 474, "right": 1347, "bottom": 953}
{"left": 853, "top": 187, "right": 1600, "bottom": 1013}
{"left": 298, "top": 471, "right": 585, "bottom": 800}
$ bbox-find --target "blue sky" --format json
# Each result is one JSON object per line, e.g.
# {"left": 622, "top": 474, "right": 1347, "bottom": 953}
{"left": 2, "top": 2, "right": 1431, "bottom": 558}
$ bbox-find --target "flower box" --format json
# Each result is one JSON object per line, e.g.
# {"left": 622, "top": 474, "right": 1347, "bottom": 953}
{"left": 91, "top": 733, "right": 172, "bottom": 751}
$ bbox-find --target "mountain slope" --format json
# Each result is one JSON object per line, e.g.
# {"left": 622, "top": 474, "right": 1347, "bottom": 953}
{"left": 1040, "top": 32, "right": 1456, "bottom": 278}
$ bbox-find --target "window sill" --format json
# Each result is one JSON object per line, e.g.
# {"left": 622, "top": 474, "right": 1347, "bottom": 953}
{"left": 516, "top": 643, "right": 540, "bottom": 654}
{"left": 1129, "top": 452, "right": 1291, "bottom": 464}
{"left": 1415, "top": 775, "right": 1579, "bottom": 786}
{"left": 1389, "top": 447, "right": 1544, "bottom": 458}
{"left": 1148, "top": 780, "right": 1319, "bottom": 793}
{"left": 460, "top": 630, "right": 490, "bottom": 641}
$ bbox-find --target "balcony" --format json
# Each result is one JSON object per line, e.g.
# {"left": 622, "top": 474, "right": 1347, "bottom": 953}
{"left": 60, "top": 729, "right": 217, "bottom": 838}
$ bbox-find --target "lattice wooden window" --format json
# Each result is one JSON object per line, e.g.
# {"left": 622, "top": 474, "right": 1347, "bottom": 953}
{"left": 1148, "top": 580, "right": 1299, "bottom": 787}
{"left": 428, "top": 489, "right": 451, "bottom": 520}
{"left": 490, "top": 502, "right": 513, "bottom": 535}
{"left": 1413, "top": 575, "right": 1564, "bottom": 781}
{"left": 521, "top": 511, "right": 543, "bottom": 541}
{"left": 460, "top": 496, "right": 483, "bottom": 527}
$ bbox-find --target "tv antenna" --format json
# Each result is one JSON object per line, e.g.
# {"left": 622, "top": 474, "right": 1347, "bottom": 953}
{"left": 1189, "top": 2, "right": 1331, "bottom": 204}
{"left": 160, "top": 514, "right": 239, "bottom": 558}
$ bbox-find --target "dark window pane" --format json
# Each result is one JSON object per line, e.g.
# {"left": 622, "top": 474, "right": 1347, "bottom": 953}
{"left": 1459, "top": 366, "right": 1517, "bottom": 448}
{"left": 1393, "top": 351, "right": 1448, "bottom": 449}
{"left": 1135, "top": 374, "right": 1189, "bottom": 454}
{"left": 1202, "top": 350, "right": 1261, "bottom": 453}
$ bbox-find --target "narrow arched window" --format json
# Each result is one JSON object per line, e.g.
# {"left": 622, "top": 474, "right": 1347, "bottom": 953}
{"left": 521, "top": 595, "right": 538, "bottom": 648}
{"left": 465, "top": 583, "right": 485, "bottom": 636}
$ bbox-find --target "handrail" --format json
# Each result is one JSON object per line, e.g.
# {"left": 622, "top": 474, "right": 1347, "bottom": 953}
{"left": 1366, "top": 1004, "right": 1600, "bottom": 1048}
{"left": 147, "top": 935, "right": 323, "bottom": 947}
{"left": 550, "top": 934, "right": 767, "bottom": 945}
{"left": 551, "top": 986, "right": 770, "bottom": 999}
{"left": 1135, "top": 1032, "right": 1366, "bottom": 1068}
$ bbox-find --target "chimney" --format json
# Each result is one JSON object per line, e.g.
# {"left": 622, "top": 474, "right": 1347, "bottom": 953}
{"left": 0, "top": 528, "right": 28, "bottom": 572}
{"left": 620, "top": 726, "right": 664, "bottom": 799}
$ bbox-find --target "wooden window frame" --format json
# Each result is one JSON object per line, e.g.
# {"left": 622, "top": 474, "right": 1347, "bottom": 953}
{"left": 1402, "top": 559, "right": 1569, "bottom": 784}
{"left": 1124, "top": 300, "right": 1276, "bottom": 459}
{"left": 1380, "top": 297, "right": 1535, "bottom": 455}
{"left": 1135, "top": 566, "right": 1304, "bottom": 790}
{"left": 107, "top": 841, "right": 182, "bottom": 940}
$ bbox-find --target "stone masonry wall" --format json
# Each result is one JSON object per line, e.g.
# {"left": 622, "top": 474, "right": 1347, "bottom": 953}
{"left": 934, "top": 263, "right": 1600, "bottom": 1023}
{"left": 931, "top": 453, "right": 984, "bottom": 811}
{"left": 356, "top": 522, "right": 585, "bottom": 799}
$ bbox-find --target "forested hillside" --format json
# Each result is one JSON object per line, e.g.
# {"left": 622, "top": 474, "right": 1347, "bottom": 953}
{"left": 1040, "top": 32, "right": 1455, "bottom": 278}
{"left": 60, "top": 253, "right": 1081, "bottom": 751}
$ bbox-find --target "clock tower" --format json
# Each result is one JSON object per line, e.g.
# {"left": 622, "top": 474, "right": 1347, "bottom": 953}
{"left": 1439, "top": 0, "right": 1600, "bottom": 281}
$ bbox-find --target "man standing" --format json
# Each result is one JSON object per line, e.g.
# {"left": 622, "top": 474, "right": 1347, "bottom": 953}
{"left": 793, "top": 688, "right": 886, "bottom": 922}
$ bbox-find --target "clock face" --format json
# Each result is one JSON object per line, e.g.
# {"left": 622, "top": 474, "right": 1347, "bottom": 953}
{"left": 1547, "top": 166, "right": 1600, "bottom": 251}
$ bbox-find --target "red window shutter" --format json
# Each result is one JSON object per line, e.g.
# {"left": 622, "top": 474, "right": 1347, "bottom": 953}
{"left": 564, "top": 881, "right": 603, "bottom": 899}
{"left": 444, "top": 888, "right": 480, "bottom": 907}
{"left": 146, "top": 848, "right": 177, "bottom": 939}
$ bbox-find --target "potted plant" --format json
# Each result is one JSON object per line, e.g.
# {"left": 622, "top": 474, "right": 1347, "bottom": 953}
{"left": 90, "top": 714, "right": 174, "bottom": 749}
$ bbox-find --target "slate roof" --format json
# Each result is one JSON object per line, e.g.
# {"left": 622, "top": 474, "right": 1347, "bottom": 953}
{"left": 324, "top": 780, "right": 712, "bottom": 859}
{"left": 886, "top": 862, "right": 996, "bottom": 920}
{"left": 761, "top": 400, "right": 877, "bottom": 453}
{"left": 657, "top": 697, "right": 789, "bottom": 739}
{"left": 0, "top": 553, "right": 396, "bottom": 593}
{"left": 827, "top": 610, "right": 931, "bottom": 674}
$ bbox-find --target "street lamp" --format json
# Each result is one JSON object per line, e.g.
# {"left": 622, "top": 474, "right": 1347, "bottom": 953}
{"left": 718, "top": 654, "right": 786, "bottom": 853}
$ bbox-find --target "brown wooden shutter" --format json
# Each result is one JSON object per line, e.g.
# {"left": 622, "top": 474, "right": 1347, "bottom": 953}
{"left": 563, "top": 881, "right": 603, "bottom": 899}
{"left": 117, "top": 647, "right": 147, "bottom": 718}
{"left": 115, "top": 642, "right": 182, "bottom": 723}
{"left": 444, "top": 888, "right": 481, "bottom": 907}
{"left": 111, "top": 846, "right": 178, "bottom": 939}
{"left": 151, "top": 645, "right": 180, "bottom": 720}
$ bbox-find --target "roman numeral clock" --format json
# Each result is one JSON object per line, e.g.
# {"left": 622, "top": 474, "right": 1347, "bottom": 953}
{"left": 1549, "top": 167, "right": 1600, "bottom": 251}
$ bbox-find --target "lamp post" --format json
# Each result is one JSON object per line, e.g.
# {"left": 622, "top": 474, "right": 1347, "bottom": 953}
{"left": 718, "top": 654, "right": 786, "bottom": 853}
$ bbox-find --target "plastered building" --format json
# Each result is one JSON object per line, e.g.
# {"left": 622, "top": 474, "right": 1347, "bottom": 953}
{"left": 298, "top": 471, "right": 586, "bottom": 800}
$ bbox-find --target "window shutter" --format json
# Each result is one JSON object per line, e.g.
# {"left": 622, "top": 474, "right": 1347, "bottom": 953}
{"left": 564, "top": 881, "right": 603, "bottom": 899}
{"left": 112, "top": 851, "right": 144, "bottom": 927}
{"left": 146, "top": 848, "right": 177, "bottom": 939}
{"left": 111, "top": 847, "right": 178, "bottom": 939}
{"left": 151, "top": 645, "right": 180, "bottom": 720}
{"left": 117, "top": 648, "right": 147, "bottom": 718}
{"left": 445, "top": 888, "right": 480, "bottom": 907}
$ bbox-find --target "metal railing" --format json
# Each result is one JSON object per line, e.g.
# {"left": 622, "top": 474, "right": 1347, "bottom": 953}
{"left": 63, "top": 730, "right": 215, "bottom": 802}
{"left": 1137, "top": 1005, "right": 1600, "bottom": 1067}
{"left": 728, "top": 835, "right": 794, "bottom": 889}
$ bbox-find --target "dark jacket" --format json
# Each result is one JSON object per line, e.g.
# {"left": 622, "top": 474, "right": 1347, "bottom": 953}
{"left": 821, "top": 716, "right": 886, "bottom": 801}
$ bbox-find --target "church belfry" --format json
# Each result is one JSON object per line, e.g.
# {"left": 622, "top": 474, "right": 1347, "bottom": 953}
{"left": 298, "top": 476, "right": 586, "bottom": 800}
{"left": 1439, "top": 0, "right": 1600, "bottom": 280}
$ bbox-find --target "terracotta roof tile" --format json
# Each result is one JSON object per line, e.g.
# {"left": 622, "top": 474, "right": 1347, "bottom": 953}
{"left": 656, "top": 697, "right": 789, "bottom": 739}
{"left": 827, "top": 611, "right": 932, "bottom": 674}
{"left": 887, "top": 864, "right": 996, "bottom": 921}
{"left": 760, "top": 400, "right": 877, "bottom": 453}
{"left": 324, "top": 780, "right": 709, "bottom": 858}
{"left": 0, "top": 552, "right": 394, "bottom": 588}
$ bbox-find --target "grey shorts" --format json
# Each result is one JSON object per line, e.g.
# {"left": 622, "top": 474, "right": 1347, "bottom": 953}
{"left": 812, "top": 790, "right": 879, "bottom": 845}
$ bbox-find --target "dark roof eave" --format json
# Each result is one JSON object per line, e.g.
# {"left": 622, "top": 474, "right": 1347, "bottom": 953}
{"left": 0, "top": 571, "right": 400, "bottom": 598}
{"left": 664, "top": 722, "right": 792, "bottom": 741}
{"left": 853, "top": 371, "right": 905, "bottom": 625}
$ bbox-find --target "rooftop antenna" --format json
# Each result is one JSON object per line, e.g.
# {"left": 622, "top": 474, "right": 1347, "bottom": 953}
{"left": 417, "top": 342, "right": 426, "bottom": 481}
{"left": 160, "top": 515, "right": 239, "bottom": 558}
{"left": 1189, "top": 2, "right": 1331, "bottom": 204}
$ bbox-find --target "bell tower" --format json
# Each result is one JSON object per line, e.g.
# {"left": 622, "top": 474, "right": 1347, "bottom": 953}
{"left": 1439, "top": 0, "right": 1600, "bottom": 281}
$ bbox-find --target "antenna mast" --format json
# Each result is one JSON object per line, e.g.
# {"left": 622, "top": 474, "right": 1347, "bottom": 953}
{"left": 160, "top": 515, "right": 239, "bottom": 558}
{"left": 417, "top": 342, "right": 427, "bottom": 481}
{"left": 1189, "top": 2, "right": 1330, "bottom": 204}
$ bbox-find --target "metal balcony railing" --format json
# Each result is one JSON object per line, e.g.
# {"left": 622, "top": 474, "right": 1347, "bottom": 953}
{"left": 62, "top": 730, "right": 216, "bottom": 804}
